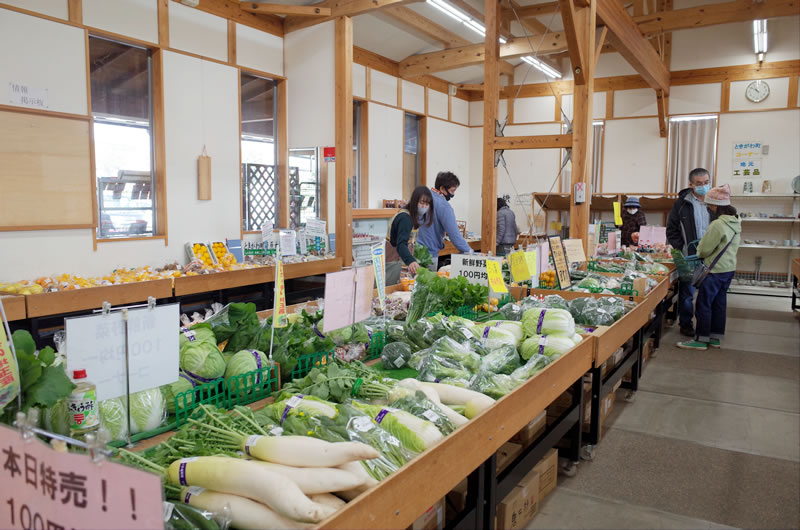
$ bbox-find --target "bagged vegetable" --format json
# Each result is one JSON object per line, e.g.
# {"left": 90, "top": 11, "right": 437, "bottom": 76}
{"left": 406, "top": 283, "right": 430, "bottom": 324}
{"left": 270, "top": 395, "right": 339, "bottom": 422}
{"left": 387, "top": 388, "right": 456, "bottom": 435}
{"left": 350, "top": 402, "right": 442, "bottom": 452}
{"left": 381, "top": 342, "right": 413, "bottom": 369}
{"left": 386, "top": 320, "right": 411, "bottom": 346}
{"left": 418, "top": 354, "right": 472, "bottom": 383}
{"left": 472, "top": 321, "right": 523, "bottom": 348}
{"left": 521, "top": 307, "right": 575, "bottom": 337}
{"left": 596, "top": 297, "right": 625, "bottom": 321}
{"left": 520, "top": 335, "right": 575, "bottom": 360}
{"left": 470, "top": 372, "right": 520, "bottom": 399}
{"left": 408, "top": 348, "right": 431, "bottom": 371}
{"left": 428, "top": 336, "right": 481, "bottom": 372}
{"left": 479, "top": 345, "right": 521, "bottom": 375}
{"left": 497, "top": 302, "right": 524, "bottom": 321}
{"left": 519, "top": 297, "right": 545, "bottom": 311}
{"left": 406, "top": 319, "right": 436, "bottom": 350}
{"left": 510, "top": 353, "right": 551, "bottom": 381}
{"left": 542, "top": 295, "right": 569, "bottom": 310}
{"left": 163, "top": 501, "right": 222, "bottom": 530}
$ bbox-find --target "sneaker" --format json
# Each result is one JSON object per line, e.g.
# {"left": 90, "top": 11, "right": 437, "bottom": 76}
{"left": 679, "top": 325, "right": 695, "bottom": 337}
{"left": 709, "top": 339, "right": 721, "bottom": 348}
{"left": 677, "top": 340, "right": 708, "bottom": 351}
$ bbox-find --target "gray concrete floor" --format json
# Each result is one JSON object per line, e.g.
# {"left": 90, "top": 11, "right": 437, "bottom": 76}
{"left": 528, "top": 293, "right": 800, "bottom": 530}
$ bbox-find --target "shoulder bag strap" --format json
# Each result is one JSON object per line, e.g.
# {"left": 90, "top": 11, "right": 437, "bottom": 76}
{"left": 706, "top": 226, "right": 736, "bottom": 270}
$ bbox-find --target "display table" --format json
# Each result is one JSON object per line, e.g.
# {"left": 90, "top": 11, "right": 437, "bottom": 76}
{"left": 25, "top": 279, "right": 174, "bottom": 318}
{"left": 0, "top": 295, "right": 26, "bottom": 321}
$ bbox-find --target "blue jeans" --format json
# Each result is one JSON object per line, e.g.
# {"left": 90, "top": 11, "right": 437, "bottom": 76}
{"left": 678, "top": 279, "right": 695, "bottom": 328}
{"left": 694, "top": 271, "right": 734, "bottom": 342}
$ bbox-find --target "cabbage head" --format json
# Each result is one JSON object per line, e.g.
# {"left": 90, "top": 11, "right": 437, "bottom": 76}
{"left": 224, "top": 349, "right": 270, "bottom": 382}
{"left": 179, "top": 326, "right": 217, "bottom": 350}
{"left": 161, "top": 373, "right": 197, "bottom": 414}
{"left": 521, "top": 307, "right": 575, "bottom": 337}
{"left": 99, "top": 398, "right": 127, "bottom": 441}
{"left": 180, "top": 341, "right": 226, "bottom": 382}
{"left": 43, "top": 399, "right": 71, "bottom": 436}
{"left": 129, "top": 388, "right": 167, "bottom": 433}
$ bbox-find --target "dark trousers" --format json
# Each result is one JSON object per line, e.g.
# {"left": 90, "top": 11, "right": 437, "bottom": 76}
{"left": 678, "top": 279, "right": 695, "bottom": 328}
{"left": 695, "top": 271, "right": 734, "bottom": 342}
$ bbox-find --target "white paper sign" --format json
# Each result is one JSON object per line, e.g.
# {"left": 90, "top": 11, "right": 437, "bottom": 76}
{"left": 732, "top": 141, "right": 762, "bottom": 178}
{"left": 9, "top": 82, "right": 48, "bottom": 109}
{"left": 279, "top": 229, "right": 297, "bottom": 256}
{"left": 450, "top": 254, "right": 504, "bottom": 286}
{"left": 261, "top": 221, "right": 273, "bottom": 244}
{"left": 65, "top": 304, "right": 180, "bottom": 400}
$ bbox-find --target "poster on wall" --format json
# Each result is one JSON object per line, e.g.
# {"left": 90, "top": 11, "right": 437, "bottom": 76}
{"left": 732, "top": 141, "right": 762, "bottom": 178}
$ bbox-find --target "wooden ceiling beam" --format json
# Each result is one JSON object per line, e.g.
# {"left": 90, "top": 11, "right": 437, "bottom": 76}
{"left": 170, "top": 0, "right": 283, "bottom": 36}
{"left": 636, "top": 0, "right": 800, "bottom": 36}
{"left": 284, "top": 0, "right": 423, "bottom": 33}
{"left": 495, "top": 134, "right": 572, "bottom": 149}
{"left": 503, "top": 1, "right": 559, "bottom": 19}
{"left": 383, "top": 5, "right": 472, "bottom": 47}
{"left": 559, "top": 0, "right": 587, "bottom": 84}
{"left": 242, "top": 3, "right": 331, "bottom": 16}
{"left": 400, "top": 34, "right": 567, "bottom": 76}
{"left": 597, "top": 0, "right": 670, "bottom": 93}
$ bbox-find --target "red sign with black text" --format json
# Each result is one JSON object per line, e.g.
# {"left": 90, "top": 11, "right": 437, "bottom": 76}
{"left": 0, "top": 424, "right": 163, "bottom": 530}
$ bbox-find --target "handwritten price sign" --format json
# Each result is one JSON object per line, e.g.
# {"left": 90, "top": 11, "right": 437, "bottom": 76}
{"left": 486, "top": 260, "right": 508, "bottom": 294}
{"left": 0, "top": 424, "right": 162, "bottom": 529}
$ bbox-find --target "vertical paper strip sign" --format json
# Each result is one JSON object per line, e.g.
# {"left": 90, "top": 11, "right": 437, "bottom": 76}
{"left": 0, "top": 319, "right": 20, "bottom": 409}
{"left": 508, "top": 251, "right": 531, "bottom": 283}
{"left": 548, "top": 236, "right": 572, "bottom": 290}
{"left": 0, "top": 423, "right": 163, "bottom": 530}
{"left": 65, "top": 304, "right": 180, "bottom": 400}
{"left": 273, "top": 256, "right": 288, "bottom": 328}
{"left": 371, "top": 244, "right": 386, "bottom": 311}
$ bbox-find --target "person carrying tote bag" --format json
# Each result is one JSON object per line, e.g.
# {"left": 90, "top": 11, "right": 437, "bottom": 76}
{"left": 677, "top": 184, "right": 741, "bottom": 351}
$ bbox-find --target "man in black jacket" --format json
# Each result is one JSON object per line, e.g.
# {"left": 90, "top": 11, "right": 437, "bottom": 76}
{"left": 667, "top": 168, "right": 712, "bottom": 337}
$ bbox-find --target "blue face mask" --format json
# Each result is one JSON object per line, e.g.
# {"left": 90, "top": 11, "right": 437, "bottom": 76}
{"left": 694, "top": 184, "right": 710, "bottom": 196}
{"left": 418, "top": 206, "right": 429, "bottom": 216}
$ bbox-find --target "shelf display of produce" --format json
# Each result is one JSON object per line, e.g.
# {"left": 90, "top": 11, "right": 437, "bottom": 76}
{"left": 1, "top": 254, "right": 671, "bottom": 530}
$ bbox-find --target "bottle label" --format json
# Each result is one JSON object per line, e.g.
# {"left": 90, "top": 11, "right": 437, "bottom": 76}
{"left": 68, "top": 388, "right": 98, "bottom": 430}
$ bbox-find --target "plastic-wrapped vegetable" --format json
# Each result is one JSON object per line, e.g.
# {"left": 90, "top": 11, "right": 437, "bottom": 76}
{"left": 470, "top": 372, "right": 520, "bottom": 399}
{"left": 436, "top": 377, "right": 471, "bottom": 388}
{"left": 428, "top": 336, "right": 481, "bottom": 372}
{"left": 479, "top": 345, "right": 521, "bottom": 375}
{"left": 381, "top": 342, "right": 413, "bottom": 369}
{"left": 406, "top": 319, "right": 435, "bottom": 350}
{"left": 471, "top": 324, "right": 517, "bottom": 350}
{"left": 387, "top": 388, "right": 456, "bottom": 435}
{"left": 386, "top": 320, "right": 410, "bottom": 346}
{"left": 350, "top": 402, "right": 442, "bottom": 452}
{"left": 418, "top": 354, "right": 472, "bottom": 383}
{"left": 510, "top": 354, "right": 551, "bottom": 381}
{"left": 520, "top": 335, "right": 576, "bottom": 360}
{"left": 163, "top": 501, "right": 222, "bottom": 530}
{"left": 408, "top": 348, "right": 431, "bottom": 371}
{"left": 567, "top": 297, "right": 596, "bottom": 323}
{"left": 542, "top": 295, "right": 569, "bottom": 310}
{"left": 580, "top": 305, "right": 616, "bottom": 326}
{"left": 596, "top": 297, "right": 625, "bottom": 321}
{"left": 577, "top": 275, "right": 603, "bottom": 290}
{"left": 521, "top": 307, "right": 576, "bottom": 337}
{"left": 519, "top": 297, "right": 545, "bottom": 311}
{"left": 406, "top": 283, "right": 430, "bottom": 324}
{"left": 497, "top": 303, "right": 524, "bottom": 321}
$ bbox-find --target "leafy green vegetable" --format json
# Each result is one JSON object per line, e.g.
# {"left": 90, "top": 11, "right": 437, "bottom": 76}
{"left": 180, "top": 341, "right": 226, "bottom": 382}
{"left": 428, "top": 336, "right": 481, "bottom": 372}
{"left": 479, "top": 345, "right": 521, "bottom": 375}
{"left": 381, "top": 342, "right": 413, "bottom": 369}
{"left": 413, "top": 244, "right": 433, "bottom": 268}
{"left": 11, "top": 330, "right": 35, "bottom": 356}
{"left": 278, "top": 360, "right": 394, "bottom": 403}
{"left": 417, "top": 354, "right": 472, "bottom": 382}
{"left": 521, "top": 307, "right": 576, "bottom": 337}
{"left": 470, "top": 372, "right": 519, "bottom": 399}
{"left": 387, "top": 388, "right": 456, "bottom": 435}
{"left": 24, "top": 365, "right": 76, "bottom": 411}
{"left": 351, "top": 402, "right": 442, "bottom": 452}
{"left": 510, "top": 354, "right": 551, "bottom": 380}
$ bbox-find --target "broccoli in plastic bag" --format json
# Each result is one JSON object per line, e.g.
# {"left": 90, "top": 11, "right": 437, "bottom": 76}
{"left": 542, "top": 294, "right": 569, "bottom": 310}
{"left": 388, "top": 388, "right": 456, "bottom": 435}
{"left": 596, "top": 297, "right": 625, "bottom": 321}
{"left": 470, "top": 371, "right": 520, "bottom": 399}
{"left": 386, "top": 320, "right": 410, "bottom": 345}
{"left": 408, "top": 348, "right": 431, "bottom": 371}
{"left": 381, "top": 342, "right": 413, "bottom": 369}
{"left": 519, "top": 296, "right": 545, "bottom": 311}
{"left": 497, "top": 303, "right": 524, "bottom": 321}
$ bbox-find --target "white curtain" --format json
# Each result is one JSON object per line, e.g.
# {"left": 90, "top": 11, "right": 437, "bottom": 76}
{"left": 666, "top": 116, "right": 718, "bottom": 193}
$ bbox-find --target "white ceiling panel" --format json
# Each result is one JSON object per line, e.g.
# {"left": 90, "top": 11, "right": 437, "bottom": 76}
{"left": 353, "top": 13, "right": 441, "bottom": 60}
{"left": 434, "top": 65, "right": 485, "bottom": 84}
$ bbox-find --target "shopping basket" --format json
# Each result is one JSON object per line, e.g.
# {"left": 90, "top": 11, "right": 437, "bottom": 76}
{"left": 671, "top": 240, "right": 701, "bottom": 282}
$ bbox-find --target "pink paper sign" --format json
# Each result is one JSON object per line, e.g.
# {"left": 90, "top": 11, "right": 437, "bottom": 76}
{"left": 638, "top": 226, "right": 654, "bottom": 245}
{"left": 0, "top": 424, "right": 163, "bottom": 530}
{"left": 322, "top": 267, "right": 375, "bottom": 333}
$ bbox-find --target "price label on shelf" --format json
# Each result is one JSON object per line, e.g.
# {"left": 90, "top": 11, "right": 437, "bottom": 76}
{"left": 451, "top": 254, "right": 504, "bottom": 286}
{"left": 508, "top": 251, "right": 530, "bottom": 283}
{"left": 548, "top": 236, "right": 572, "bottom": 290}
{"left": 65, "top": 304, "right": 180, "bottom": 401}
{"left": 0, "top": 423, "right": 162, "bottom": 530}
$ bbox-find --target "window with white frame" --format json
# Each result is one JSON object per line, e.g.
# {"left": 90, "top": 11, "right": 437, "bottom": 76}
{"left": 90, "top": 36, "right": 155, "bottom": 239}
{"left": 241, "top": 73, "right": 278, "bottom": 231}
{"left": 666, "top": 115, "right": 718, "bottom": 193}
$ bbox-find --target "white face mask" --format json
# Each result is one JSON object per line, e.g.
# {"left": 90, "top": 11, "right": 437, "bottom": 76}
{"left": 418, "top": 205, "right": 429, "bottom": 216}
{"left": 626, "top": 208, "right": 639, "bottom": 215}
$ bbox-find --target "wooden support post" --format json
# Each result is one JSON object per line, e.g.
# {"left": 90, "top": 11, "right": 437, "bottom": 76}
{"left": 335, "top": 17, "right": 354, "bottom": 267}
{"left": 277, "top": 80, "right": 290, "bottom": 227}
{"left": 656, "top": 89, "right": 668, "bottom": 137}
{"left": 68, "top": 0, "right": 82, "bottom": 24}
{"left": 158, "top": 0, "right": 169, "bottom": 48}
{"left": 481, "top": 0, "right": 501, "bottom": 254}
{"left": 568, "top": 0, "right": 596, "bottom": 244}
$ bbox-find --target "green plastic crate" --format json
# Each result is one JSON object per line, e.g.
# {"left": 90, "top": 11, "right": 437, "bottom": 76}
{"left": 174, "top": 378, "right": 227, "bottom": 429}
{"left": 291, "top": 350, "right": 335, "bottom": 379}
{"left": 366, "top": 331, "right": 385, "bottom": 360}
{"left": 226, "top": 364, "right": 280, "bottom": 408}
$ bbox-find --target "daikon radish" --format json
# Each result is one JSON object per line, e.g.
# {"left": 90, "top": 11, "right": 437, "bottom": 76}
{"left": 168, "top": 457, "right": 335, "bottom": 523}
{"left": 253, "top": 462, "right": 365, "bottom": 494}
{"left": 310, "top": 493, "right": 347, "bottom": 511}
{"left": 243, "top": 435, "right": 379, "bottom": 467}
{"left": 398, "top": 379, "right": 469, "bottom": 426}
{"left": 337, "top": 461, "right": 379, "bottom": 488}
{"left": 180, "top": 487, "right": 312, "bottom": 530}
{"left": 419, "top": 382, "right": 495, "bottom": 418}
{"left": 336, "top": 487, "right": 369, "bottom": 502}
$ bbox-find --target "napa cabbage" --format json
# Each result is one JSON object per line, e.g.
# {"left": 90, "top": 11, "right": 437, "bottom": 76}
{"left": 521, "top": 308, "right": 575, "bottom": 337}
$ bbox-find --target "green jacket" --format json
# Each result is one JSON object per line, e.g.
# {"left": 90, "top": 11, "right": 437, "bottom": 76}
{"left": 696, "top": 215, "right": 741, "bottom": 273}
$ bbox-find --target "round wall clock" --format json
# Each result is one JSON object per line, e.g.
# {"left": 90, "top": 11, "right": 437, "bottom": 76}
{"left": 745, "top": 80, "right": 770, "bottom": 103}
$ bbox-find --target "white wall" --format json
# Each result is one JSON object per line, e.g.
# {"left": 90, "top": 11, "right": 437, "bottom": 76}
{"left": 353, "top": 63, "right": 366, "bottom": 99}
{"left": 427, "top": 119, "right": 473, "bottom": 229}
{"left": 401, "top": 80, "right": 425, "bottom": 114}
{"left": 603, "top": 118, "right": 667, "bottom": 193}
{"left": 2, "top": 0, "right": 67, "bottom": 19}
{"left": 169, "top": 2, "right": 228, "bottom": 62}
{"left": 669, "top": 83, "right": 721, "bottom": 114}
{"left": 236, "top": 23, "right": 283, "bottom": 76}
{"left": 428, "top": 89, "right": 448, "bottom": 120}
{"left": 370, "top": 69, "right": 398, "bottom": 107}
{"left": 0, "top": 8, "right": 87, "bottom": 115}
{"left": 729, "top": 77, "right": 791, "bottom": 112}
{"left": 367, "top": 102, "right": 404, "bottom": 208}
{"left": 84, "top": 0, "right": 158, "bottom": 44}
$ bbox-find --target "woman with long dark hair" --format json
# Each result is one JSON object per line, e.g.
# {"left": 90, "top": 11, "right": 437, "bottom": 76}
{"left": 384, "top": 186, "right": 434, "bottom": 285}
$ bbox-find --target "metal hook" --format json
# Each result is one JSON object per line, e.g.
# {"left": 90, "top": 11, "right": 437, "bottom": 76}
{"left": 102, "top": 301, "right": 112, "bottom": 315}
{"left": 147, "top": 296, "right": 156, "bottom": 310}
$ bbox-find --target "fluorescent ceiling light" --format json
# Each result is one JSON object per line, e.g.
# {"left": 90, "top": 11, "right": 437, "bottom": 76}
{"left": 520, "top": 55, "right": 562, "bottom": 79}
{"left": 499, "top": 36, "right": 507, "bottom": 44}
{"left": 753, "top": 19, "right": 767, "bottom": 55}
{"left": 426, "top": 0, "right": 506, "bottom": 44}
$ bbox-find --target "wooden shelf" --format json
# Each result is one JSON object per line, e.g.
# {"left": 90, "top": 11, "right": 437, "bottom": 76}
{"left": 173, "top": 258, "right": 343, "bottom": 296}
{"left": 25, "top": 279, "right": 174, "bottom": 318}
{"left": 532, "top": 193, "right": 676, "bottom": 212}
{"left": 439, "top": 239, "right": 481, "bottom": 257}
{"left": 731, "top": 193, "right": 800, "bottom": 198}
{"left": 740, "top": 244, "right": 800, "bottom": 250}
{"left": 353, "top": 208, "right": 401, "bottom": 219}
{"left": 741, "top": 218, "right": 798, "bottom": 223}
{"left": 1, "top": 295, "right": 26, "bottom": 321}
{"left": 319, "top": 338, "right": 593, "bottom": 529}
